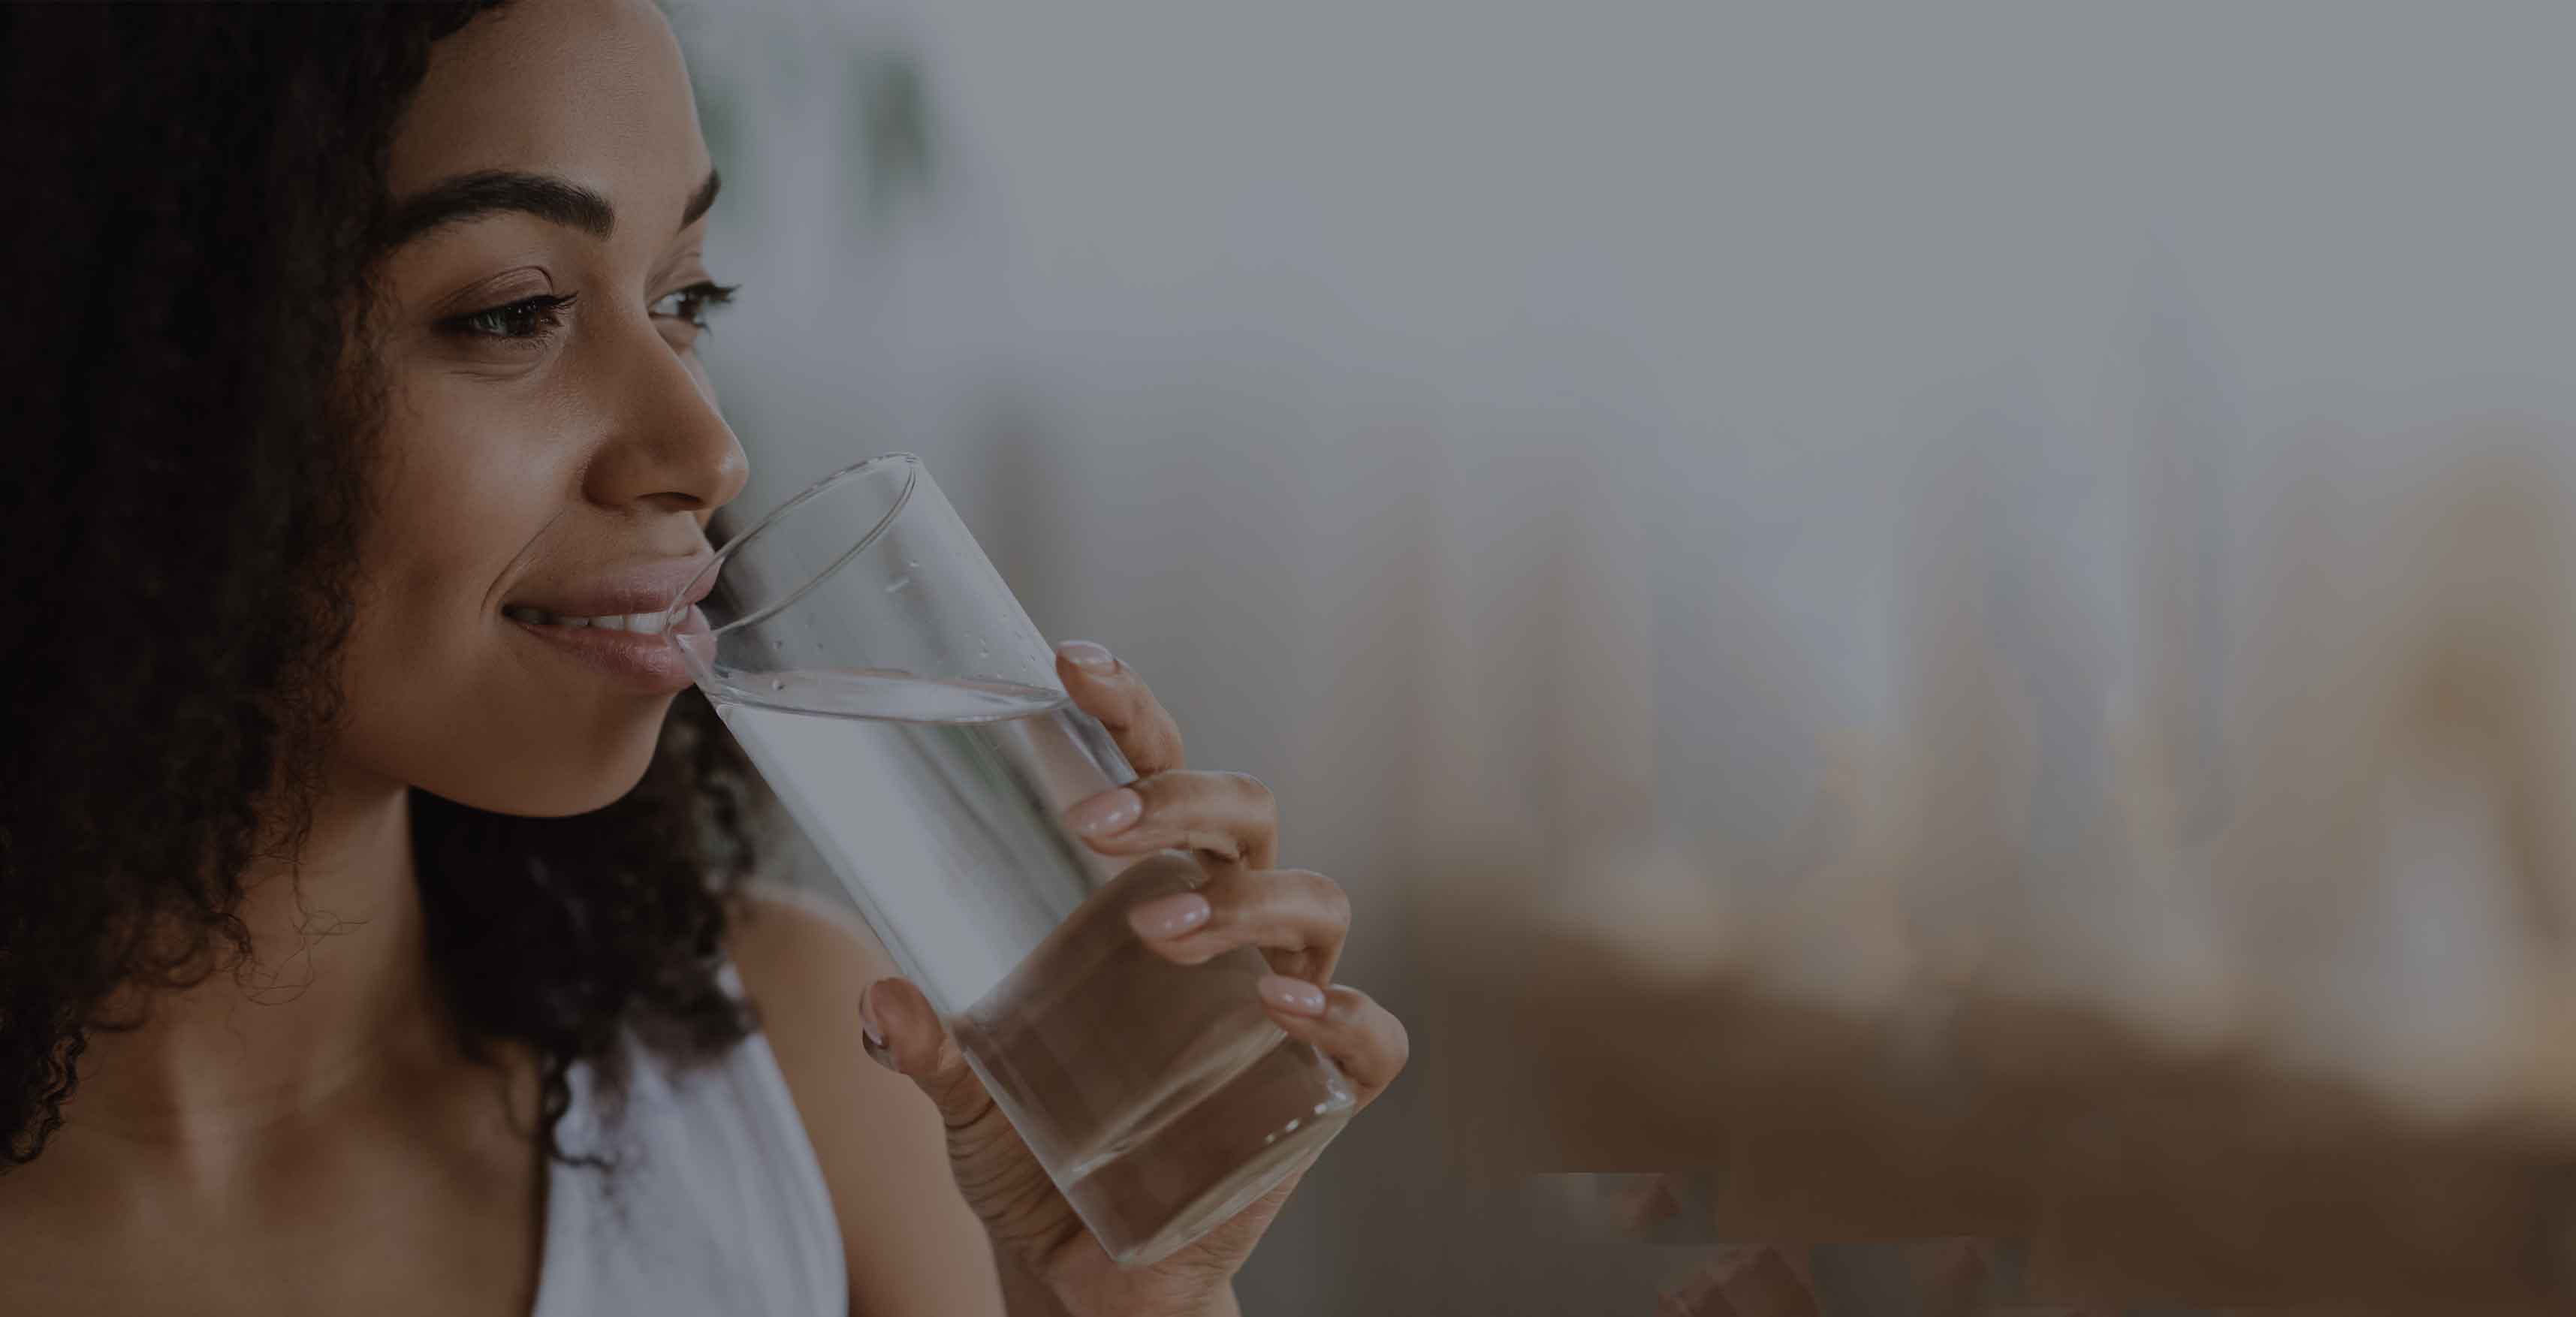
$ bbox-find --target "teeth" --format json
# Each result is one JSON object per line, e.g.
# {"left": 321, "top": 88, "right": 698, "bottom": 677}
{"left": 505, "top": 605, "right": 676, "bottom": 634}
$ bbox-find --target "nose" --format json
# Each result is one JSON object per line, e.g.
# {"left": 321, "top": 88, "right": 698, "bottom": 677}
{"left": 580, "top": 319, "right": 750, "bottom": 522}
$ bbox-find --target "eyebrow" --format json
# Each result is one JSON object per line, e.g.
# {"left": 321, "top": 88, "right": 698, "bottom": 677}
{"left": 382, "top": 167, "right": 722, "bottom": 248}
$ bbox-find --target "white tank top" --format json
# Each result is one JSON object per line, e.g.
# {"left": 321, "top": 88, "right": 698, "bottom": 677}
{"left": 529, "top": 971, "right": 848, "bottom": 1317}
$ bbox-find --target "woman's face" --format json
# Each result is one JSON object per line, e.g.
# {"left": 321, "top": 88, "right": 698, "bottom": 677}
{"left": 336, "top": 0, "right": 745, "bottom": 817}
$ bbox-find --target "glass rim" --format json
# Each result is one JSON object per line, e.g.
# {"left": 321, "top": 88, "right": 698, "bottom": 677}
{"left": 672, "top": 452, "right": 923, "bottom": 638}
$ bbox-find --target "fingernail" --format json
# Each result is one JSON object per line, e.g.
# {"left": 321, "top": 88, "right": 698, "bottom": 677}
{"left": 1057, "top": 639, "right": 1117, "bottom": 672}
{"left": 862, "top": 1032, "right": 898, "bottom": 1073}
{"left": 1068, "top": 787, "right": 1143, "bottom": 837}
{"left": 1129, "top": 891, "right": 1212, "bottom": 939}
{"left": 1257, "top": 975, "right": 1328, "bottom": 1017}
{"left": 858, "top": 988, "right": 900, "bottom": 1071}
{"left": 859, "top": 984, "right": 889, "bottom": 1053}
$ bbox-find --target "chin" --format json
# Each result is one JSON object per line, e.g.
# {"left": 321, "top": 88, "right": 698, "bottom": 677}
{"left": 504, "top": 752, "right": 662, "bottom": 818}
{"left": 415, "top": 698, "right": 675, "bottom": 818}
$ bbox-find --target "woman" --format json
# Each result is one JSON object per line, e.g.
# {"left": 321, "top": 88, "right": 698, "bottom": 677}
{"left": 0, "top": 2, "right": 1407, "bottom": 1313}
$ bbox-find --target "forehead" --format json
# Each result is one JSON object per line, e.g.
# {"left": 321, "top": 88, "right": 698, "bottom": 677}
{"left": 388, "top": 0, "right": 709, "bottom": 214}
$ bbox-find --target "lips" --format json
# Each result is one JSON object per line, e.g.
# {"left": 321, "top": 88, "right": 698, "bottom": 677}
{"left": 502, "top": 556, "right": 716, "bottom": 695}
{"left": 502, "top": 556, "right": 716, "bottom": 624}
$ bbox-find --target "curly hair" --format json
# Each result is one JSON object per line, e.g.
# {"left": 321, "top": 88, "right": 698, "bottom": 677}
{"left": 0, "top": 2, "right": 762, "bottom": 1170}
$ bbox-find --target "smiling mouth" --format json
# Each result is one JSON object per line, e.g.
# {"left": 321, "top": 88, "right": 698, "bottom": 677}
{"left": 502, "top": 604, "right": 683, "bottom": 634}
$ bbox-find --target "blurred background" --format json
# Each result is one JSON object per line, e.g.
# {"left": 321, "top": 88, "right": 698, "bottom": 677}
{"left": 670, "top": 1, "right": 2576, "bottom": 1310}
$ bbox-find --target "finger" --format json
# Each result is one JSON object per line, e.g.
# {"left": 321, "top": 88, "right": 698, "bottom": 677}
{"left": 861, "top": 976, "right": 996, "bottom": 1132}
{"left": 1064, "top": 769, "right": 1278, "bottom": 869}
{"left": 1128, "top": 866, "right": 1349, "bottom": 984}
{"left": 1253, "top": 981, "right": 1409, "bottom": 1103}
{"left": 1054, "top": 640, "right": 1186, "bottom": 774}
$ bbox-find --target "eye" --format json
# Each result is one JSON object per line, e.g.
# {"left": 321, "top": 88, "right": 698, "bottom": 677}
{"left": 441, "top": 291, "right": 578, "bottom": 342}
{"left": 650, "top": 280, "right": 739, "bottom": 333}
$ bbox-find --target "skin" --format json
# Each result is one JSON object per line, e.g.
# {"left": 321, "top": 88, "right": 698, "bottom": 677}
{"left": 0, "top": 2, "right": 1404, "bottom": 1313}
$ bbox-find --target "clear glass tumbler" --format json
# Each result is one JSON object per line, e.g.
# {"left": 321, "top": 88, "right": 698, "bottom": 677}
{"left": 668, "top": 454, "right": 1355, "bottom": 1267}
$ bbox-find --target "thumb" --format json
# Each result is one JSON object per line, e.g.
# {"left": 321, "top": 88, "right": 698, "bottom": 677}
{"left": 860, "top": 976, "right": 997, "bottom": 1130}
{"left": 861, "top": 976, "right": 1080, "bottom": 1261}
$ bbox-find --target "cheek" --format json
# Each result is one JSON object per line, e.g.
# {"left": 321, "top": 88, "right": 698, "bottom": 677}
{"left": 334, "top": 598, "right": 677, "bottom": 818}
{"left": 327, "top": 397, "right": 672, "bottom": 816}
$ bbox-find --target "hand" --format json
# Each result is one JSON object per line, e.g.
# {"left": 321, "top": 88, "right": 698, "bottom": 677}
{"left": 858, "top": 640, "right": 1410, "bottom": 1317}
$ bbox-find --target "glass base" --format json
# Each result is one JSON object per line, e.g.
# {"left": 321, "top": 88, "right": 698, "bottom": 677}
{"left": 1058, "top": 1036, "right": 1357, "bottom": 1267}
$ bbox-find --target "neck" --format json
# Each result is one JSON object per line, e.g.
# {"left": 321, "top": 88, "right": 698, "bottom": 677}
{"left": 72, "top": 770, "right": 442, "bottom": 1147}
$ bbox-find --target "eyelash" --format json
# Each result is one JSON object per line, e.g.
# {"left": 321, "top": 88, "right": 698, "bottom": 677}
{"left": 653, "top": 280, "right": 739, "bottom": 331}
{"left": 438, "top": 280, "right": 741, "bottom": 346}
{"left": 444, "top": 291, "right": 578, "bottom": 342}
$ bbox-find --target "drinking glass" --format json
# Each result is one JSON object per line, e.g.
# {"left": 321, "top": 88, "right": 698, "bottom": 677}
{"left": 667, "top": 454, "right": 1355, "bottom": 1267}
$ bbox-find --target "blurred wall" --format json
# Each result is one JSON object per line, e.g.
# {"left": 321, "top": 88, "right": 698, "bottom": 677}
{"left": 674, "top": 2, "right": 2576, "bottom": 1310}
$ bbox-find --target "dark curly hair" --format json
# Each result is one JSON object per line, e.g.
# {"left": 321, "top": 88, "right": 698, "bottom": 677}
{"left": 0, "top": 2, "right": 764, "bottom": 1170}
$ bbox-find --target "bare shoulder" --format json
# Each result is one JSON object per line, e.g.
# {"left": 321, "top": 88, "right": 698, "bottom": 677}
{"left": 725, "top": 882, "right": 1005, "bottom": 1315}
{"left": 727, "top": 882, "right": 899, "bottom": 1016}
